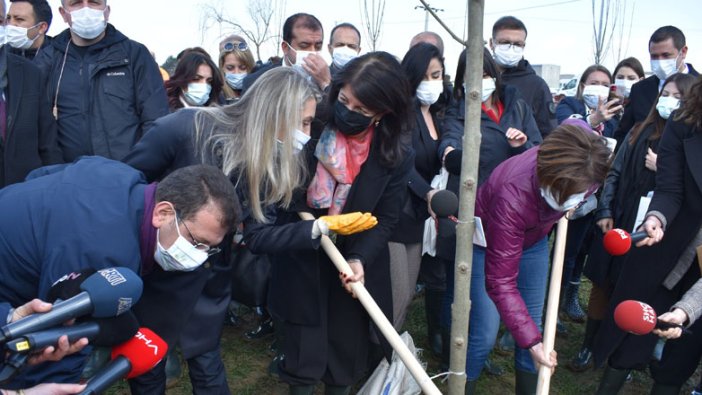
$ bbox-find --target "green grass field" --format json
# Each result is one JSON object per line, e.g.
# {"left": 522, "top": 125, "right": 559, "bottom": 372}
{"left": 106, "top": 279, "right": 701, "bottom": 394}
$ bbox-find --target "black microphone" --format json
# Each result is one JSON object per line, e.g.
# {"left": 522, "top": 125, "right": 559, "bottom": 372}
{"left": 431, "top": 190, "right": 459, "bottom": 237}
{"left": 0, "top": 267, "right": 142, "bottom": 344}
{"left": 444, "top": 149, "right": 462, "bottom": 175}
{"left": 4, "top": 311, "right": 140, "bottom": 354}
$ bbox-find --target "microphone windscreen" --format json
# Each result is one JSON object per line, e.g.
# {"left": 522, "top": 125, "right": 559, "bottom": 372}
{"left": 603, "top": 229, "right": 632, "bottom": 256}
{"left": 90, "top": 311, "right": 140, "bottom": 347}
{"left": 431, "top": 190, "right": 459, "bottom": 217}
{"left": 80, "top": 267, "right": 143, "bottom": 318}
{"left": 444, "top": 149, "right": 462, "bottom": 175}
{"left": 112, "top": 327, "right": 168, "bottom": 378}
{"left": 614, "top": 300, "right": 657, "bottom": 335}
{"left": 48, "top": 268, "right": 97, "bottom": 302}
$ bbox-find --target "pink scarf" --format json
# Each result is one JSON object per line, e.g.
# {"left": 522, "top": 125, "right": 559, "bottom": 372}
{"left": 307, "top": 126, "right": 375, "bottom": 214}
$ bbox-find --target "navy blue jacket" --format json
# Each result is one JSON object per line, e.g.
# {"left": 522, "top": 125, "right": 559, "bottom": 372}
{"left": 35, "top": 25, "right": 169, "bottom": 162}
{"left": 0, "top": 157, "right": 146, "bottom": 387}
{"left": 556, "top": 96, "right": 619, "bottom": 137}
{"left": 440, "top": 84, "right": 542, "bottom": 186}
{"left": 501, "top": 59, "right": 557, "bottom": 137}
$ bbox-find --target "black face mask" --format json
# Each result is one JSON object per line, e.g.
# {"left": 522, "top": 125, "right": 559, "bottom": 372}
{"left": 334, "top": 100, "right": 373, "bottom": 136}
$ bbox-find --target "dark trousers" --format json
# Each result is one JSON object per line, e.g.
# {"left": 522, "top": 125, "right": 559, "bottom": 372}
{"left": 277, "top": 261, "right": 369, "bottom": 387}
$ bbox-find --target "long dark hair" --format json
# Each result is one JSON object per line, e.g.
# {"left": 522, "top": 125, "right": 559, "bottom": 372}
{"left": 401, "top": 42, "right": 448, "bottom": 113}
{"left": 629, "top": 73, "right": 697, "bottom": 144}
{"left": 452, "top": 47, "right": 503, "bottom": 102}
{"left": 675, "top": 75, "right": 702, "bottom": 129}
{"left": 165, "top": 51, "right": 223, "bottom": 110}
{"left": 328, "top": 51, "right": 412, "bottom": 168}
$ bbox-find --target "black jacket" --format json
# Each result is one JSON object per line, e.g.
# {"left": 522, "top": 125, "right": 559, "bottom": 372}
{"left": 501, "top": 59, "right": 556, "bottom": 137}
{"left": 440, "top": 84, "right": 543, "bottom": 186}
{"left": 594, "top": 117, "right": 702, "bottom": 368}
{"left": 613, "top": 63, "right": 699, "bottom": 146}
{"left": 390, "top": 102, "right": 442, "bottom": 244}
{"left": 0, "top": 48, "right": 62, "bottom": 187}
{"left": 8, "top": 35, "right": 52, "bottom": 61}
{"left": 35, "top": 25, "right": 169, "bottom": 162}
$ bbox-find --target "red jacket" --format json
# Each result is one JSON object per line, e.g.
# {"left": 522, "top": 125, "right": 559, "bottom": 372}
{"left": 475, "top": 146, "right": 563, "bottom": 348}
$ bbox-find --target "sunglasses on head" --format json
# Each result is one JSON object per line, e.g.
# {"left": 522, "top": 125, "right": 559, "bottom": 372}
{"left": 223, "top": 41, "right": 248, "bottom": 52}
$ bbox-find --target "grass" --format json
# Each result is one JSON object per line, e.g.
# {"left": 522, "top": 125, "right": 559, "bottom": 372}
{"left": 105, "top": 279, "right": 702, "bottom": 394}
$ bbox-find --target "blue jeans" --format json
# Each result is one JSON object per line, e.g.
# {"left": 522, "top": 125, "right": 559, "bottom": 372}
{"left": 443, "top": 237, "right": 549, "bottom": 380}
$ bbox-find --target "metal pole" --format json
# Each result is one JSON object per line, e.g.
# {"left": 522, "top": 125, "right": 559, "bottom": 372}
{"left": 447, "top": 0, "right": 484, "bottom": 394}
{"left": 424, "top": 8, "right": 429, "bottom": 31}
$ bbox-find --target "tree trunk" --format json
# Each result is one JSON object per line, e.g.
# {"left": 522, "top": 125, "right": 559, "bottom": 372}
{"left": 447, "top": 0, "right": 484, "bottom": 394}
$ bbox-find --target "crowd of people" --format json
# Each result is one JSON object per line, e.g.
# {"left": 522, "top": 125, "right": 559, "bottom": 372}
{"left": 0, "top": 0, "right": 701, "bottom": 395}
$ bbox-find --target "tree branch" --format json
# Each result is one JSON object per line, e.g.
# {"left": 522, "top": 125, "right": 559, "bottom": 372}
{"left": 417, "top": 0, "right": 467, "bottom": 46}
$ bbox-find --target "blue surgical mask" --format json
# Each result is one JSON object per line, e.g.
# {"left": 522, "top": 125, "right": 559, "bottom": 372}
{"left": 225, "top": 72, "right": 246, "bottom": 90}
{"left": 184, "top": 83, "right": 211, "bottom": 106}
{"left": 655, "top": 96, "right": 680, "bottom": 120}
{"left": 292, "top": 129, "right": 311, "bottom": 152}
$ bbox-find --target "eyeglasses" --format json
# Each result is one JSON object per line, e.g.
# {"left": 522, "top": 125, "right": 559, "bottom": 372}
{"left": 222, "top": 41, "right": 248, "bottom": 52}
{"left": 495, "top": 41, "right": 525, "bottom": 50}
{"left": 179, "top": 216, "right": 222, "bottom": 257}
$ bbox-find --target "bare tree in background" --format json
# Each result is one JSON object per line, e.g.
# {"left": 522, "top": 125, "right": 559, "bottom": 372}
{"left": 359, "top": 0, "right": 386, "bottom": 51}
{"left": 612, "top": 0, "right": 635, "bottom": 65}
{"left": 201, "top": 0, "right": 277, "bottom": 61}
{"left": 592, "top": 0, "right": 631, "bottom": 65}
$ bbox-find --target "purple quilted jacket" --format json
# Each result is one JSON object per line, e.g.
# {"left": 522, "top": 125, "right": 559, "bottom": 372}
{"left": 475, "top": 146, "right": 563, "bottom": 349}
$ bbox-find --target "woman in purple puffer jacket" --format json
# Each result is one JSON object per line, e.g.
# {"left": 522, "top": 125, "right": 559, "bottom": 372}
{"left": 469, "top": 124, "right": 612, "bottom": 393}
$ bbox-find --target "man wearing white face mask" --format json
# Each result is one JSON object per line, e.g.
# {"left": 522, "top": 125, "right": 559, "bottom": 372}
{"left": 6, "top": 0, "right": 52, "bottom": 61}
{"left": 490, "top": 16, "right": 556, "bottom": 138}
{"left": 328, "top": 23, "right": 361, "bottom": 78}
{"left": 613, "top": 25, "right": 699, "bottom": 147}
{"left": 34, "top": 0, "right": 168, "bottom": 163}
{"left": 0, "top": 1, "right": 62, "bottom": 188}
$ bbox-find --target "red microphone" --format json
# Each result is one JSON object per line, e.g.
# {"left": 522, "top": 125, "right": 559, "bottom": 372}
{"left": 78, "top": 327, "right": 167, "bottom": 394}
{"left": 603, "top": 229, "right": 647, "bottom": 256}
{"left": 614, "top": 300, "right": 690, "bottom": 335}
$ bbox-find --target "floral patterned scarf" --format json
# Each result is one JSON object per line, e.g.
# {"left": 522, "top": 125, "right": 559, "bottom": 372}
{"left": 307, "top": 126, "right": 375, "bottom": 214}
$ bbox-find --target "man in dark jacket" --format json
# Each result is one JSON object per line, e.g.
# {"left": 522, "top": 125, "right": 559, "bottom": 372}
{"left": 5, "top": 0, "right": 53, "bottom": 61}
{"left": 613, "top": 25, "right": 698, "bottom": 146}
{"left": 490, "top": 16, "right": 556, "bottom": 138}
{"left": 35, "top": 0, "right": 169, "bottom": 162}
{"left": 0, "top": 156, "right": 240, "bottom": 389}
{"left": 0, "top": 1, "right": 62, "bottom": 187}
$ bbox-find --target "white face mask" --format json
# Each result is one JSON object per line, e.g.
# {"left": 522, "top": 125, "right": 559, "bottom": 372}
{"left": 614, "top": 78, "right": 636, "bottom": 99}
{"left": 69, "top": 6, "right": 108, "bottom": 40}
{"left": 655, "top": 96, "right": 680, "bottom": 120}
{"left": 154, "top": 213, "right": 208, "bottom": 272}
{"left": 292, "top": 129, "right": 311, "bottom": 152}
{"left": 0, "top": 26, "right": 6, "bottom": 44}
{"left": 225, "top": 72, "right": 246, "bottom": 90}
{"left": 5, "top": 24, "right": 40, "bottom": 50}
{"left": 650, "top": 54, "right": 681, "bottom": 81}
{"left": 493, "top": 44, "right": 524, "bottom": 68}
{"left": 540, "top": 187, "right": 587, "bottom": 212}
{"left": 285, "top": 42, "right": 322, "bottom": 80}
{"left": 481, "top": 77, "right": 496, "bottom": 102}
{"left": 332, "top": 46, "right": 358, "bottom": 69}
{"left": 184, "top": 83, "right": 212, "bottom": 106}
{"left": 582, "top": 84, "right": 610, "bottom": 109}
{"left": 416, "top": 80, "right": 444, "bottom": 106}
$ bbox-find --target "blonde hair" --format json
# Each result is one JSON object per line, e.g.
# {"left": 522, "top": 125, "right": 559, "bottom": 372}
{"left": 195, "top": 67, "right": 320, "bottom": 222}
{"left": 219, "top": 48, "right": 256, "bottom": 99}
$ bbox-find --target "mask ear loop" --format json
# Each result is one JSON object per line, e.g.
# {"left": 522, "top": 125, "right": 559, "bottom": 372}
{"left": 52, "top": 39, "right": 71, "bottom": 119}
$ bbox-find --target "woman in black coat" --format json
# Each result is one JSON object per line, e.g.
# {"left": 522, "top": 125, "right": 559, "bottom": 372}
{"left": 570, "top": 73, "right": 696, "bottom": 371}
{"left": 121, "top": 67, "right": 319, "bottom": 394}
{"left": 593, "top": 75, "right": 702, "bottom": 394}
{"left": 243, "top": 52, "right": 413, "bottom": 395}
{"left": 386, "top": 43, "right": 446, "bottom": 352}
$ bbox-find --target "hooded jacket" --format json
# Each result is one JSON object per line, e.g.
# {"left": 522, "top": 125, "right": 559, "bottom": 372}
{"left": 501, "top": 59, "right": 557, "bottom": 137}
{"left": 35, "top": 25, "right": 169, "bottom": 162}
{"left": 476, "top": 147, "right": 563, "bottom": 348}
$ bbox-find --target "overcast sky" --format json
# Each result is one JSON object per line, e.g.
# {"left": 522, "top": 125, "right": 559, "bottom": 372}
{"left": 45, "top": 0, "right": 702, "bottom": 79}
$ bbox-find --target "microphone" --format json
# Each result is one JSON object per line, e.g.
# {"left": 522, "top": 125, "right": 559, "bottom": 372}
{"left": 47, "top": 268, "right": 97, "bottom": 302}
{"left": 0, "top": 267, "right": 143, "bottom": 344}
{"left": 614, "top": 300, "right": 691, "bottom": 335}
{"left": 444, "top": 149, "right": 462, "bottom": 175}
{"left": 430, "top": 190, "right": 459, "bottom": 237}
{"left": 603, "top": 229, "right": 647, "bottom": 256}
{"left": 78, "top": 327, "right": 168, "bottom": 395}
{"left": 4, "top": 311, "right": 140, "bottom": 354}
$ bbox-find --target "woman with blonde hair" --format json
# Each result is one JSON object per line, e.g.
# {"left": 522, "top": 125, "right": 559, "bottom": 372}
{"left": 218, "top": 35, "right": 256, "bottom": 103}
{"left": 122, "top": 67, "right": 320, "bottom": 394}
